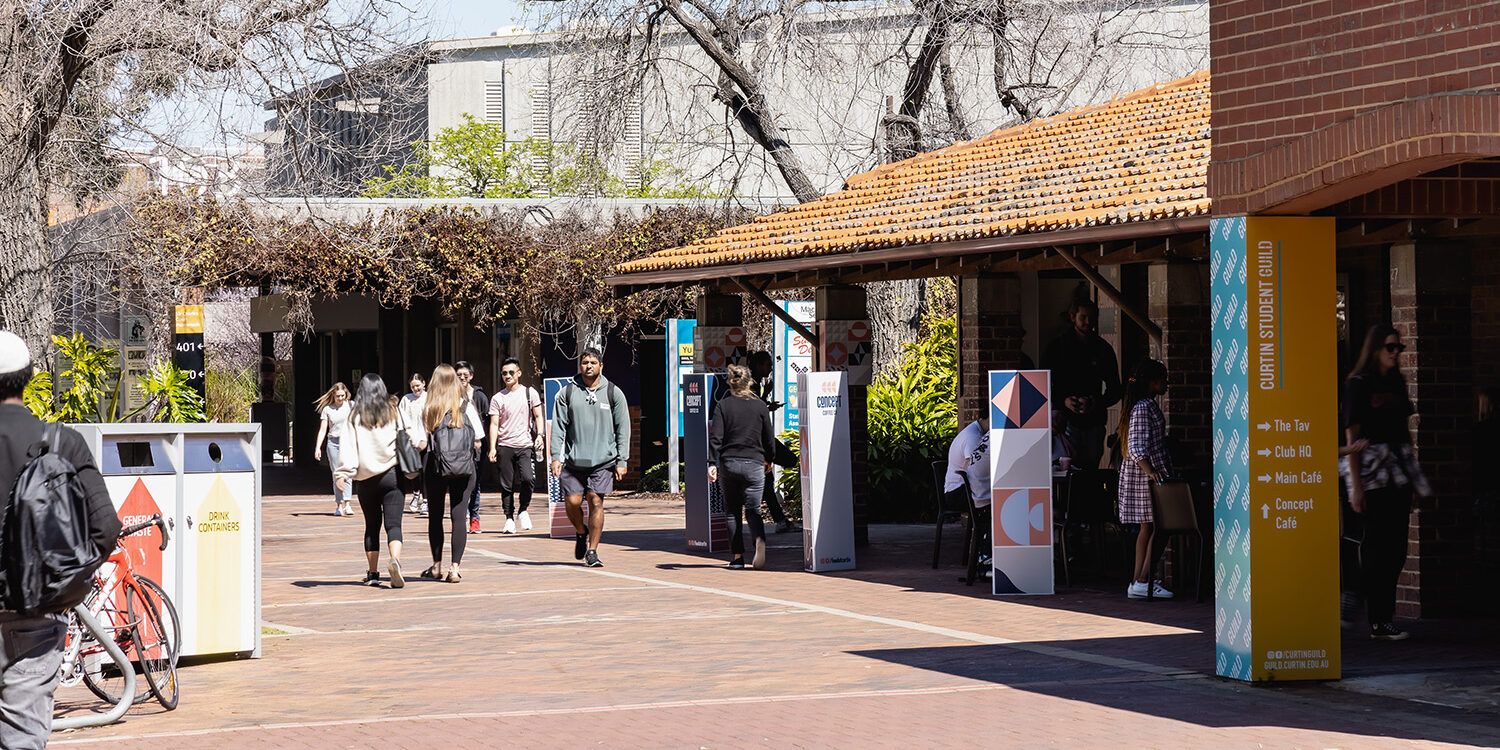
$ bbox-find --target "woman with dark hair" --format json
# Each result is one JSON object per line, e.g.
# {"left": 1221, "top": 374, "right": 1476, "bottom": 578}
{"left": 1116, "top": 359, "right": 1172, "bottom": 599}
{"left": 708, "top": 364, "right": 775, "bottom": 569}
{"left": 335, "top": 373, "right": 420, "bottom": 588}
{"left": 1343, "top": 324, "right": 1426, "bottom": 641}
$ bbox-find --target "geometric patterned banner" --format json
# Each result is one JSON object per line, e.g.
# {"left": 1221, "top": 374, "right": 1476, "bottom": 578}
{"left": 1211, "top": 215, "right": 1341, "bottom": 682}
{"left": 988, "top": 370, "right": 1053, "bottom": 595}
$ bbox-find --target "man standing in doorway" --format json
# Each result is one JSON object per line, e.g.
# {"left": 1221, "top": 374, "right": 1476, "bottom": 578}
{"left": 747, "top": 351, "right": 799, "bottom": 533}
{"left": 455, "top": 361, "right": 491, "bottom": 533}
{"left": 551, "top": 349, "right": 630, "bottom": 567}
{"left": 0, "top": 330, "right": 121, "bottom": 748}
{"left": 488, "top": 358, "right": 544, "bottom": 534}
{"left": 1042, "top": 299, "right": 1121, "bottom": 471}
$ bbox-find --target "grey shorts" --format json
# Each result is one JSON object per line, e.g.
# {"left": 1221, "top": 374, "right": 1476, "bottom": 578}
{"left": 559, "top": 464, "right": 614, "bottom": 497}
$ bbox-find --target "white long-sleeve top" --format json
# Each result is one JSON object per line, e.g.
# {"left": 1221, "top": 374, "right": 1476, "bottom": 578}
{"left": 336, "top": 412, "right": 424, "bottom": 483}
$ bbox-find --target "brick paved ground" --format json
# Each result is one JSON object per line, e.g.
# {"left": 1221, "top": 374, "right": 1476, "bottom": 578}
{"left": 49, "top": 469, "right": 1500, "bottom": 748}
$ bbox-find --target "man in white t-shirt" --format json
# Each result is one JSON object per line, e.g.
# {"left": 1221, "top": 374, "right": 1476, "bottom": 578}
{"left": 488, "top": 358, "right": 545, "bottom": 534}
{"left": 944, "top": 417, "right": 992, "bottom": 576}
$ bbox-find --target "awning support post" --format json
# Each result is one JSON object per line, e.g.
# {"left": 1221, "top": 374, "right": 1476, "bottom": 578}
{"left": 732, "top": 278, "right": 820, "bottom": 348}
{"left": 1057, "top": 248, "right": 1163, "bottom": 346}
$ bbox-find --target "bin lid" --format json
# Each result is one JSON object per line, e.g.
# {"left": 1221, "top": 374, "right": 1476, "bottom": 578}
{"left": 183, "top": 435, "right": 256, "bottom": 473}
{"left": 99, "top": 436, "right": 178, "bottom": 476}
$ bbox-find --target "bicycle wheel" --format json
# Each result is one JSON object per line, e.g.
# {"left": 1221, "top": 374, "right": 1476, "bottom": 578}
{"left": 134, "top": 576, "right": 181, "bottom": 655}
{"left": 80, "top": 607, "right": 136, "bottom": 706}
{"left": 125, "top": 577, "right": 179, "bottom": 710}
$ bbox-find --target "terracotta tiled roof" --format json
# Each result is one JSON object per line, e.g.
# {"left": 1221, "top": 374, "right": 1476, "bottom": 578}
{"left": 615, "top": 71, "right": 1210, "bottom": 276}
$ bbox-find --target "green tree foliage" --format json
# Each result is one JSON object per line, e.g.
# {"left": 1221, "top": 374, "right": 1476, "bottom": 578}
{"left": 362, "top": 114, "right": 717, "bottom": 200}
{"left": 866, "top": 315, "right": 958, "bottom": 522}
{"left": 24, "top": 334, "right": 204, "bottom": 423}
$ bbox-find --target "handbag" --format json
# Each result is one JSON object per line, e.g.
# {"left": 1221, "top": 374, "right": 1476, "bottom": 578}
{"left": 394, "top": 406, "right": 423, "bottom": 479}
{"left": 772, "top": 437, "right": 798, "bottom": 469}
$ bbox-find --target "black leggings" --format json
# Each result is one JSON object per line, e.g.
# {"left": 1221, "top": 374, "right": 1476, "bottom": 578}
{"left": 426, "top": 471, "right": 474, "bottom": 564}
{"left": 354, "top": 467, "right": 404, "bottom": 553}
{"left": 1361, "top": 485, "right": 1412, "bottom": 624}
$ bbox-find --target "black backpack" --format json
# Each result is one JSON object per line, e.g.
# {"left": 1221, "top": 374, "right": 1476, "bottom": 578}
{"left": 3, "top": 425, "right": 102, "bottom": 614}
{"left": 430, "top": 400, "right": 476, "bottom": 479}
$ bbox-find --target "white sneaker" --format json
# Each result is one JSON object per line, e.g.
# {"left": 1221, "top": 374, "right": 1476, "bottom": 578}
{"left": 502, "top": 518, "right": 517, "bottom": 534}
{"left": 334, "top": 505, "right": 344, "bottom": 517}
{"left": 418, "top": 500, "right": 428, "bottom": 516}
{"left": 407, "top": 497, "right": 419, "bottom": 514}
{"left": 1127, "top": 581, "right": 1175, "bottom": 599}
{"left": 519, "top": 511, "right": 533, "bottom": 531}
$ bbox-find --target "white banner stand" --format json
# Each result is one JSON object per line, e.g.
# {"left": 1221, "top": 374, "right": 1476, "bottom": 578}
{"left": 797, "top": 371, "right": 855, "bottom": 572}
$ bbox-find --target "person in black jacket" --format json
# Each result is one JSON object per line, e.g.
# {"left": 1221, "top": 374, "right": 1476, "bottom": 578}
{"left": 0, "top": 330, "right": 121, "bottom": 748}
{"left": 708, "top": 364, "right": 775, "bottom": 570}
{"left": 1042, "top": 299, "right": 1122, "bottom": 471}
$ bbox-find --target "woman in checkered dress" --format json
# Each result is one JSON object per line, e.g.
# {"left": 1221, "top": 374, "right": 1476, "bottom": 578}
{"left": 1116, "top": 359, "right": 1173, "bottom": 599}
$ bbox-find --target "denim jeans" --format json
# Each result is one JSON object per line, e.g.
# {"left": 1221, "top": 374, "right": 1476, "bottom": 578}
{"left": 0, "top": 612, "right": 66, "bottom": 749}
{"left": 719, "top": 458, "right": 766, "bottom": 557}
{"left": 326, "top": 438, "right": 348, "bottom": 504}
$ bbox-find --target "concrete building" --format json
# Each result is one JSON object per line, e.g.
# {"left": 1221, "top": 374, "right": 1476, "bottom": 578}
{"left": 265, "top": 4, "right": 1208, "bottom": 200}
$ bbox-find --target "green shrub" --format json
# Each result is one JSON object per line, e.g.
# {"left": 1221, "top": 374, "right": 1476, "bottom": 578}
{"left": 639, "top": 461, "right": 686, "bottom": 493}
{"left": 206, "top": 368, "right": 258, "bottom": 422}
{"left": 25, "top": 334, "right": 204, "bottom": 423}
{"left": 866, "top": 315, "right": 957, "bottom": 522}
{"left": 772, "top": 429, "right": 803, "bottom": 523}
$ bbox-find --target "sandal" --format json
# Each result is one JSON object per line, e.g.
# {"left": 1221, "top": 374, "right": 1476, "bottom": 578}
{"left": 445, "top": 566, "right": 462, "bottom": 583}
{"left": 419, "top": 565, "right": 441, "bottom": 580}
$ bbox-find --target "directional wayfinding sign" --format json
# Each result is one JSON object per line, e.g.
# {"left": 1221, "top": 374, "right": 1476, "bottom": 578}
{"left": 1210, "top": 216, "right": 1339, "bottom": 682}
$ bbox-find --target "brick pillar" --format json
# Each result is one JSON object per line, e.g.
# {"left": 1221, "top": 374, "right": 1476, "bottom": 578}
{"left": 1390, "top": 241, "right": 1474, "bottom": 618}
{"left": 958, "top": 274, "right": 1027, "bottom": 427}
{"left": 816, "top": 284, "right": 869, "bottom": 547}
{"left": 1148, "top": 261, "right": 1213, "bottom": 473}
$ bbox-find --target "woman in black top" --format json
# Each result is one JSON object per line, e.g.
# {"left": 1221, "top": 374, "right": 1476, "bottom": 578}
{"left": 709, "top": 364, "right": 776, "bottom": 569}
{"left": 1343, "top": 324, "right": 1425, "bottom": 641}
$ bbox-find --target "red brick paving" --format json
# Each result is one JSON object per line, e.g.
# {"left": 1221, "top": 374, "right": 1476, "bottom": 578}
{"left": 49, "top": 480, "right": 1500, "bottom": 749}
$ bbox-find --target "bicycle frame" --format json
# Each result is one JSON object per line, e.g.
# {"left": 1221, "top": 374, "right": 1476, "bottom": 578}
{"left": 54, "top": 514, "right": 172, "bottom": 728}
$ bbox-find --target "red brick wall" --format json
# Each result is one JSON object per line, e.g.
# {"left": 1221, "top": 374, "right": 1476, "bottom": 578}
{"left": 958, "top": 275, "right": 1028, "bottom": 427}
{"left": 1390, "top": 242, "right": 1475, "bottom": 617}
{"left": 1210, "top": 1, "right": 1500, "bottom": 214}
{"left": 1148, "top": 262, "right": 1213, "bottom": 472}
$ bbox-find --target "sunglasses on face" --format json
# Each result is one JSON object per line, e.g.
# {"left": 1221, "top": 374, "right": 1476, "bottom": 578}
{"left": 1383, "top": 342, "right": 1406, "bottom": 354}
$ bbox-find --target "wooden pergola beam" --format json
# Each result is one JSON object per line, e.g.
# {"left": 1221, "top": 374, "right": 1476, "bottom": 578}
{"left": 1056, "top": 247, "right": 1163, "bottom": 345}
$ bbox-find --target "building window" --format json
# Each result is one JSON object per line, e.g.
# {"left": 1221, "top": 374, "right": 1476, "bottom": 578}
{"left": 484, "top": 79, "right": 505, "bottom": 131}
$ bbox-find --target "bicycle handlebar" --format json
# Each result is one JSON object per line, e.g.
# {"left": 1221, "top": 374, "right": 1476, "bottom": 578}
{"left": 118, "top": 514, "right": 171, "bottom": 551}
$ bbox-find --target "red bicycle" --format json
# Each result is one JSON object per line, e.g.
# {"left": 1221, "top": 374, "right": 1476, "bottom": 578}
{"left": 57, "top": 514, "right": 180, "bottom": 710}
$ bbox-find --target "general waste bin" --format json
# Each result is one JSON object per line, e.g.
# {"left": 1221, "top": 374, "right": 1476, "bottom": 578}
{"left": 74, "top": 426, "right": 180, "bottom": 626}
{"left": 72, "top": 423, "right": 262, "bottom": 660}
{"left": 181, "top": 430, "right": 261, "bottom": 658}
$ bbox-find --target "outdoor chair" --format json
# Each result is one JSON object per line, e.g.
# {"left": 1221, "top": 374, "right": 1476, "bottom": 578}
{"left": 957, "top": 470, "right": 985, "bottom": 586}
{"left": 1148, "top": 479, "right": 1205, "bottom": 602}
{"left": 931, "top": 460, "right": 972, "bottom": 569}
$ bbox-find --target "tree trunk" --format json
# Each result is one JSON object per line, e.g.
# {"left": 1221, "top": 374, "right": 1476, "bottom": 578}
{"left": 867, "top": 278, "right": 929, "bottom": 377}
{"left": 0, "top": 146, "right": 52, "bottom": 361}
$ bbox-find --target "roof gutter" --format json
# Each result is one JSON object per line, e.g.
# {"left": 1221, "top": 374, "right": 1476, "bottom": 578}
{"left": 606, "top": 215, "right": 1210, "bottom": 290}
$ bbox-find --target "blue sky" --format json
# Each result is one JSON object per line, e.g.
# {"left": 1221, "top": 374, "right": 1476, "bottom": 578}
{"left": 434, "top": 0, "right": 527, "bottom": 39}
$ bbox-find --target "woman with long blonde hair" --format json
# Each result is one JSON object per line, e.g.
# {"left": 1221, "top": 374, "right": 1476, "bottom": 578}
{"left": 707, "top": 364, "right": 775, "bottom": 570}
{"left": 313, "top": 382, "right": 353, "bottom": 516}
{"left": 421, "top": 365, "right": 485, "bottom": 582}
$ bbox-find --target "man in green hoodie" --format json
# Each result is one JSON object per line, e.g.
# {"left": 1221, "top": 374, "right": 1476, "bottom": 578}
{"left": 551, "top": 348, "right": 630, "bottom": 567}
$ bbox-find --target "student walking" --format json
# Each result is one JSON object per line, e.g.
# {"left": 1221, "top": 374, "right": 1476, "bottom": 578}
{"left": 456, "top": 361, "right": 490, "bottom": 533}
{"left": 335, "top": 374, "right": 419, "bottom": 588}
{"left": 0, "top": 330, "right": 122, "bottom": 749}
{"left": 313, "top": 382, "right": 353, "bottom": 517}
{"left": 709, "top": 365, "right": 775, "bottom": 569}
{"left": 552, "top": 348, "right": 631, "bottom": 568}
{"left": 419, "top": 365, "right": 485, "bottom": 582}
{"left": 400, "top": 373, "right": 428, "bottom": 515}
{"left": 1343, "top": 324, "right": 1426, "bottom": 641}
{"left": 488, "top": 358, "right": 544, "bottom": 534}
{"left": 1116, "top": 359, "right": 1173, "bottom": 600}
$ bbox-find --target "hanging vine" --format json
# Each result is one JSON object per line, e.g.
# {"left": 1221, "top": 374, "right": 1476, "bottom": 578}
{"left": 132, "top": 194, "right": 740, "bottom": 340}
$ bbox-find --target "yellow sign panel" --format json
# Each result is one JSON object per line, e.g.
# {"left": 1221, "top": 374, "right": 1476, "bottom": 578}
{"left": 195, "top": 475, "right": 243, "bottom": 654}
{"left": 174, "top": 305, "right": 205, "bottom": 334}
{"left": 678, "top": 343, "right": 694, "bottom": 358}
{"left": 1244, "top": 216, "right": 1340, "bottom": 681}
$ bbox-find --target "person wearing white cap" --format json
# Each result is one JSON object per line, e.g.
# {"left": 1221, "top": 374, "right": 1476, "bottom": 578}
{"left": 0, "top": 330, "right": 121, "bottom": 747}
